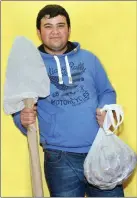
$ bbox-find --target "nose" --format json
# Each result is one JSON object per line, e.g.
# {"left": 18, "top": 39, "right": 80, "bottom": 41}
{"left": 51, "top": 27, "right": 60, "bottom": 35}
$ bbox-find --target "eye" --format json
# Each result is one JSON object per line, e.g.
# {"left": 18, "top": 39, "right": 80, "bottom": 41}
{"left": 44, "top": 26, "right": 52, "bottom": 29}
{"left": 58, "top": 24, "right": 65, "bottom": 28}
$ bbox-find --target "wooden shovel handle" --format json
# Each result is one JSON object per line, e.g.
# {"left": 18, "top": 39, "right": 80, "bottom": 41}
{"left": 24, "top": 98, "right": 44, "bottom": 197}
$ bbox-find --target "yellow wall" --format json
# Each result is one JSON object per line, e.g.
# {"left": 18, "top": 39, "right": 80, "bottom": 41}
{"left": 1, "top": 1, "right": 136, "bottom": 197}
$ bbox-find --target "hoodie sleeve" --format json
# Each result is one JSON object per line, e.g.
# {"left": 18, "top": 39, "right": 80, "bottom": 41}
{"left": 12, "top": 111, "right": 27, "bottom": 135}
{"left": 94, "top": 56, "right": 116, "bottom": 108}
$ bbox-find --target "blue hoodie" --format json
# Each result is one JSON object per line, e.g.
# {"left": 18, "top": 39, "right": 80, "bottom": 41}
{"left": 13, "top": 42, "right": 116, "bottom": 153}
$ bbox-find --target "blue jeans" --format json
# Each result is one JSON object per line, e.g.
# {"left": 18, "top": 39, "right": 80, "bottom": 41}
{"left": 44, "top": 149, "right": 124, "bottom": 197}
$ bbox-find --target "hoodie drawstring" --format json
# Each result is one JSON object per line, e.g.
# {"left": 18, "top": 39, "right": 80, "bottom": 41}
{"left": 54, "top": 55, "right": 63, "bottom": 84}
{"left": 65, "top": 56, "right": 72, "bottom": 84}
{"left": 54, "top": 55, "right": 72, "bottom": 84}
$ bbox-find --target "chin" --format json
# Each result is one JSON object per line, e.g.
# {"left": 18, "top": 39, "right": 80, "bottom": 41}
{"left": 52, "top": 46, "right": 65, "bottom": 51}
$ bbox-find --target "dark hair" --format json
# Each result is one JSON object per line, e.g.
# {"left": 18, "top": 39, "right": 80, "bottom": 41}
{"left": 36, "top": 4, "right": 71, "bottom": 30}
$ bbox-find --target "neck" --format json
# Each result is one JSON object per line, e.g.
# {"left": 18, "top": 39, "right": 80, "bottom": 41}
{"left": 43, "top": 45, "right": 68, "bottom": 55}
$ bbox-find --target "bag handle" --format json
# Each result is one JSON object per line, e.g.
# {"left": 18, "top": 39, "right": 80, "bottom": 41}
{"left": 100, "top": 104, "right": 124, "bottom": 135}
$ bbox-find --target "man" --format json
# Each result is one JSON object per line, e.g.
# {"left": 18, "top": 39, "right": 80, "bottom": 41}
{"left": 12, "top": 4, "right": 124, "bottom": 197}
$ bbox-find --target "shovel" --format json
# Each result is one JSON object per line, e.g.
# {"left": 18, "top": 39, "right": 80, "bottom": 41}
{"left": 3, "top": 36, "right": 50, "bottom": 197}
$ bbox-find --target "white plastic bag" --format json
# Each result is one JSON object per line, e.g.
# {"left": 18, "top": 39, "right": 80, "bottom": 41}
{"left": 84, "top": 104, "right": 137, "bottom": 190}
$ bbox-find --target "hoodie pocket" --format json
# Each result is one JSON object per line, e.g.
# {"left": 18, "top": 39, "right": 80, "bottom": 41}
{"left": 49, "top": 106, "right": 99, "bottom": 147}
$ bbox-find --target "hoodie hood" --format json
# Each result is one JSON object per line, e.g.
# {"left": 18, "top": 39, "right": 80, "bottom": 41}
{"left": 38, "top": 41, "right": 76, "bottom": 54}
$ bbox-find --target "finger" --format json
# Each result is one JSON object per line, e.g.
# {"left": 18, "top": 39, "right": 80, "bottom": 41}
{"left": 96, "top": 115, "right": 99, "bottom": 121}
{"left": 22, "top": 116, "right": 36, "bottom": 121}
{"left": 21, "top": 118, "right": 36, "bottom": 126}
{"left": 96, "top": 115, "right": 103, "bottom": 120}
{"left": 21, "top": 113, "right": 36, "bottom": 118}
{"left": 22, "top": 120, "right": 36, "bottom": 126}
{"left": 96, "top": 115, "right": 105, "bottom": 124}
{"left": 21, "top": 112, "right": 36, "bottom": 119}
{"left": 96, "top": 118, "right": 103, "bottom": 126}
{"left": 102, "top": 111, "right": 106, "bottom": 116}
{"left": 97, "top": 112, "right": 106, "bottom": 120}
{"left": 96, "top": 108, "right": 102, "bottom": 115}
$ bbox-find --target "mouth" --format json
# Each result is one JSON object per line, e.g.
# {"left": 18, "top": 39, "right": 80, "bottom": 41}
{"left": 50, "top": 37, "right": 60, "bottom": 39}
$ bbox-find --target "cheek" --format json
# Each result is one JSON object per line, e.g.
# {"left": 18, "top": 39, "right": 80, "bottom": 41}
{"left": 40, "top": 30, "right": 49, "bottom": 40}
{"left": 62, "top": 31, "right": 70, "bottom": 39}
{"left": 41, "top": 34, "right": 49, "bottom": 43}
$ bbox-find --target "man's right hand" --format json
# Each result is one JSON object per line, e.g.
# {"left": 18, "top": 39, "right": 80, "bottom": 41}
{"left": 20, "top": 106, "right": 37, "bottom": 128}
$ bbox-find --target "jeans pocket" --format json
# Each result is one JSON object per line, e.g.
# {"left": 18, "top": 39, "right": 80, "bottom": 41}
{"left": 44, "top": 149, "right": 62, "bottom": 164}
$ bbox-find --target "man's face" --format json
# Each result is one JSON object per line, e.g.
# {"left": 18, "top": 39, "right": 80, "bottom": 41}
{"left": 37, "top": 15, "right": 71, "bottom": 54}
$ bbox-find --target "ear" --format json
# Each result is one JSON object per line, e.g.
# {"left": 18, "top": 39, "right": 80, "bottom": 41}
{"left": 37, "top": 29, "right": 41, "bottom": 40}
{"left": 68, "top": 27, "right": 71, "bottom": 37}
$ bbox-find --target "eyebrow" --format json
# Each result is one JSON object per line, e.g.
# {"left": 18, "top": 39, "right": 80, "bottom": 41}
{"left": 43, "top": 22, "right": 66, "bottom": 26}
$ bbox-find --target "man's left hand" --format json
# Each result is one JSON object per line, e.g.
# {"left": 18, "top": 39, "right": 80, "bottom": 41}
{"left": 96, "top": 108, "right": 106, "bottom": 127}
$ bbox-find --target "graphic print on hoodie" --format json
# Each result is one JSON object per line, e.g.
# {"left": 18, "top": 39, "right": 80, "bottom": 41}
{"left": 49, "top": 57, "right": 88, "bottom": 107}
